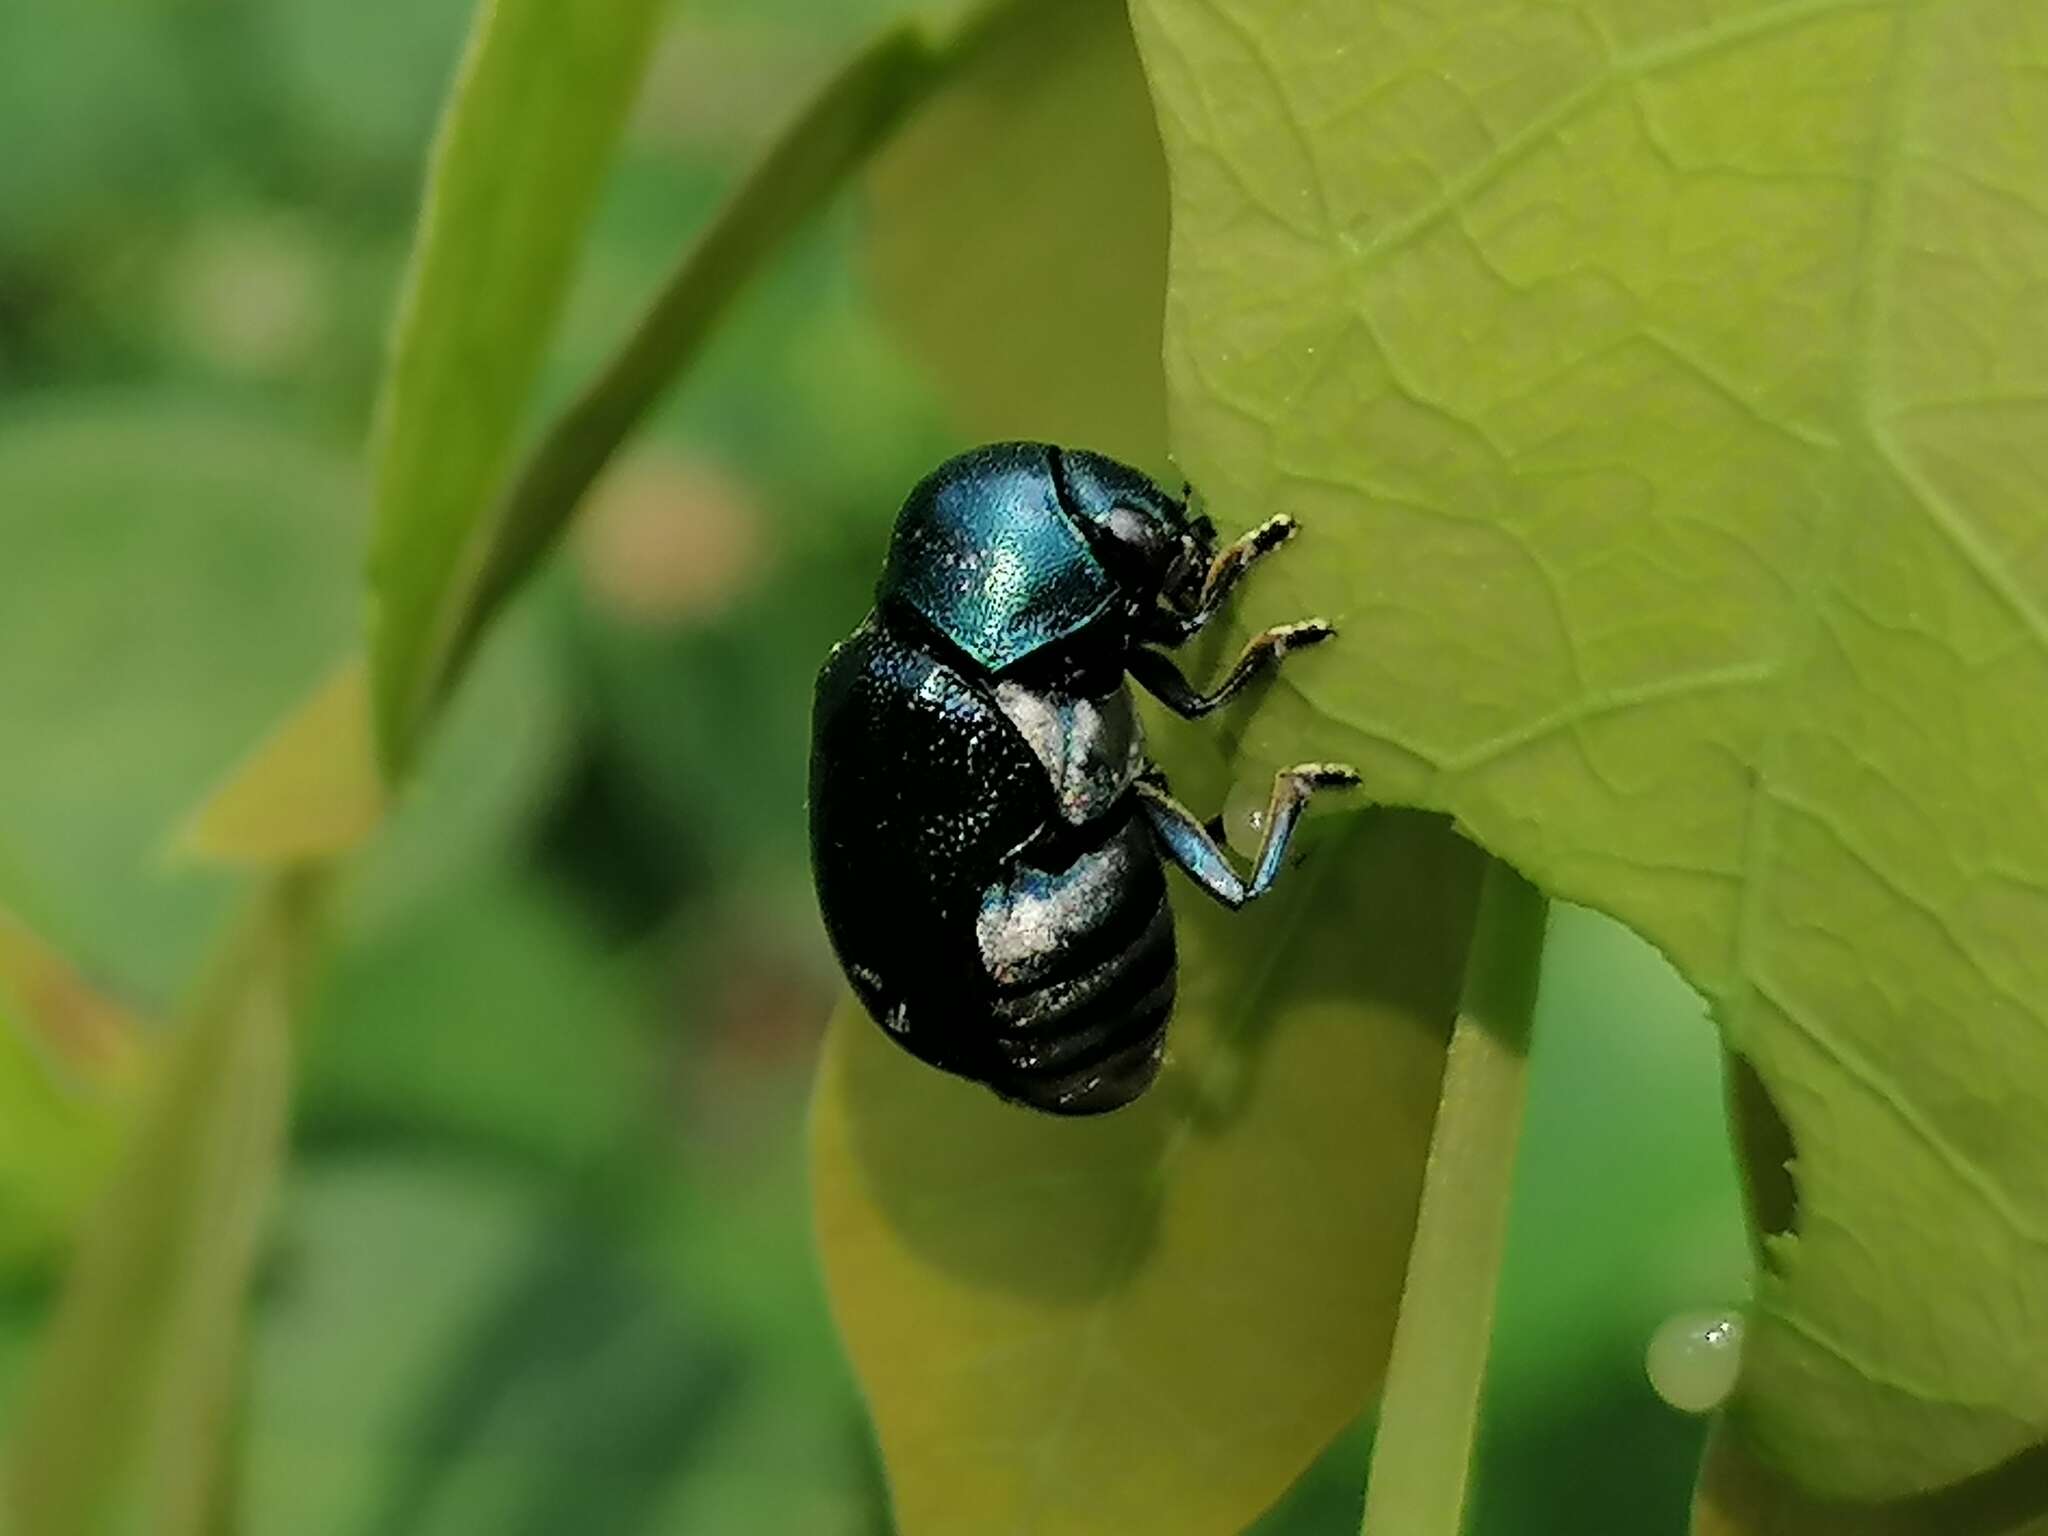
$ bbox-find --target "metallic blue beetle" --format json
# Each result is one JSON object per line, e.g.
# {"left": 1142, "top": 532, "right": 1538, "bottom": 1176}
{"left": 809, "top": 443, "right": 1355, "bottom": 1114}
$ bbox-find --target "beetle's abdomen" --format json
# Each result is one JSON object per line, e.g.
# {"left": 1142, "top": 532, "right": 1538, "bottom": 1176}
{"left": 974, "top": 817, "right": 1174, "bottom": 1112}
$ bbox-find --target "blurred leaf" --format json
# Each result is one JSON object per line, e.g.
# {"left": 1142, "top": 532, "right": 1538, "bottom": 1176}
{"left": 268, "top": 0, "right": 476, "bottom": 187}
{"left": 1131, "top": 0, "right": 2048, "bottom": 1498}
{"left": 813, "top": 811, "right": 1480, "bottom": 1536}
{"left": 573, "top": 535, "right": 871, "bottom": 879}
{"left": 1694, "top": 1424, "right": 2048, "bottom": 1536}
{"left": 303, "top": 862, "right": 650, "bottom": 1172}
{"left": 366, "top": 0, "right": 665, "bottom": 773}
{"left": 357, "top": 1211, "right": 738, "bottom": 1536}
{"left": 4, "top": 874, "right": 315, "bottom": 1536}
{"left": 242, "top": 1155, "right": 737, "bottom": 1536}
{"left": 642, "top": 1134, "right": 884, "bottom": 1536}
{"left": 0, "top": 7, "right": 206, "bottom": 251}
{"left": 866, "top": 0, "right": 1169, "bottom": 471}
{"left": 0, "top": 396, "right": 359, "bottom": 1001}
{"left": 0, "top": 907, "right": 145, "bottom": 1278}
{"left": 176, "top": 658, "right": 385, "bottom": 866}
{"left": 245, "top": 1157, "right": 552, "bottom": 1533}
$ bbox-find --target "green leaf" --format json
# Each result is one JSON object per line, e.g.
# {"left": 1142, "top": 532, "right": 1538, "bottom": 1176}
{"left": 812, "top": 810, "right": 1481, "bottom": 1536}
{"left": 4, "top": 875, "right": 315, "bottom": 1536}
{"left": 1128, "top": 0, "right": 2048, "bottom": 1499}
{"left": 0, "top": 395, "right": 359, "bottom": 1002}
{"left": 867, "top": 0, "right": 1170, "bottom": 471}
{"left": 303, "top": 862, "right": 652, "bottom": 1172}
{"left": 244, "top": 1158, "right": 551, "bottom": 1536}
{"left": 366, "top": 0, "right": 665, "bottom": 774}
{"left": 1693, "top": 1422, "right": 2048, "bottom": 1536}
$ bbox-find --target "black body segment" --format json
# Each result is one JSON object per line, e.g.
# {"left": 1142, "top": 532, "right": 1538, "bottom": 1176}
{"left": 976, "top": 816, "right": 1178, "bottom": 1113}
{"left": 809, "top": 618, "right": 1051, "bottom": 1049}
{"left": 808, "top": 442, "right": 1354, "bottom": 1115}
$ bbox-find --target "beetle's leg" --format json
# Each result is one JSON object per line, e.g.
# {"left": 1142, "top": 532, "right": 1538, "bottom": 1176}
{"left": 1147, "top": 514, "right": 1299, "bottom": 644}
{"left": 1128, "top": 620, "right": 1334, "bottom": 718}
{"left": 1135, "top": 764, "right": 1360, "bottom": 909}
{"left": 1198, "top": 515, "right": 1299, "bottom": 613}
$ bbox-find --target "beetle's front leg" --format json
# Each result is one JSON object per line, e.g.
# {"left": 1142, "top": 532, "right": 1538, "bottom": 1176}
{"left": 1135, "top": 764, "right": 1359, "bottom": 909}
{"left": 1146, "top": 514, "right": 1299, "bottom": 645}
{"left": 1127, "top": 620, "right": 1334, "bottom": 719}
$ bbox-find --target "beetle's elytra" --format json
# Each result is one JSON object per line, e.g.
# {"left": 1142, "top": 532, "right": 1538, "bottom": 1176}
{"left": 808, "top": 442, "right": 1355, "bottom": 1115}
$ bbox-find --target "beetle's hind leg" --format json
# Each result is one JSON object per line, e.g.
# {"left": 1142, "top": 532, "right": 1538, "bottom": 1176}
{"left": 1127, "top": 620, "right": 1335, "bottom": 719}
{"left": 1135, "top": 763, "right": 1360, "bottom": 910}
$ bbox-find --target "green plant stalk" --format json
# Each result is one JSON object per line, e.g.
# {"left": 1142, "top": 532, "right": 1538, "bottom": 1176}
{"left": 4, "top": 866, "right": 328, "bottom": 1536}
{"left": 1359, "top": 857, "right": 1547, "bottom": 1536}
{"left": 428, "top": 1, "right": 1025, "bottom": 746}
{"left": 369, "top": 0, "right": 667, "bottom": 776}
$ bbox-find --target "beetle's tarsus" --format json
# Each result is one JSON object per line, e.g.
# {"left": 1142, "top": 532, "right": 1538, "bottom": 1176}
{"left": 1136, "top": 762, "right": 1358, "bottom": 910}
{"left": 1130, "top": 617, "right": 1335, "bottom": 719}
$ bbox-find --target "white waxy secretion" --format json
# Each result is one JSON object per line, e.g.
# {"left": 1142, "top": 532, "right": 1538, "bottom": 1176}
{"left": 991, "top": 679, "right": 1145, "bottom": 825}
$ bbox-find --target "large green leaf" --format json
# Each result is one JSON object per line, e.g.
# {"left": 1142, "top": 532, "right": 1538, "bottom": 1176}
{"left": 1128, "top": 0, "right": 2048, "bottom": 1499}
{"left": 813, "top": 810, "right": 1481, "bottom": 1536}
{"left": 366, "top": 0, "right": 664, "bottom": 772}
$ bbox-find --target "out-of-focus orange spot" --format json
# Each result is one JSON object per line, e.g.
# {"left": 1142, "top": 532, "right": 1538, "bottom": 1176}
{"left": 163, "top": 216, "right": 327, "bottom": 379}
{"left": 577, "top": 449, "right": 765, "bottom": 626}
{"left": 0, "top": 909, "right": 144, "bottom": 1085}
{"left": 630, "top": 22, "right": 841, "bottom": 158}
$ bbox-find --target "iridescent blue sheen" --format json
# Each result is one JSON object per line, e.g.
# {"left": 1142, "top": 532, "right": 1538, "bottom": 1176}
{"left": 880, "top": 442, "right": 1115, "bottom": 672}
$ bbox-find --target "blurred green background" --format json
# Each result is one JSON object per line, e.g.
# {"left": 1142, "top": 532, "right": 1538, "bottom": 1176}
{"left": 0, "top": 0, "right": 1748, "bottom": 1530}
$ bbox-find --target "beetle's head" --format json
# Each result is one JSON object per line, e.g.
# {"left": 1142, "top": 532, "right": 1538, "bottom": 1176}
{"left": 1054, "top": 448, "right": 1215, "bottom": 609}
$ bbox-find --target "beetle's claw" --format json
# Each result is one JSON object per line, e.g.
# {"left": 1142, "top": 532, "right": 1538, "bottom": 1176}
{"left": 1274, "top": 618, "right": 1336, "bottom": 654}
{"left": 1290, "top": 761, "right": 1362, "bottom": 790}
{"left": 1250, "top": 514, "right": 1298, "bottom": 554}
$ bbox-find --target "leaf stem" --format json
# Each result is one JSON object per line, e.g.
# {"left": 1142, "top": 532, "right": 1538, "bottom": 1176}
{"left": 1359, "top": 856, "right": 1548, "bottom": 1536}
{"left": 433, "top": 2, "right": 1022, "bottom": 729}
{"left": 4, "top": 866, "right": 329, "bottom": 1536}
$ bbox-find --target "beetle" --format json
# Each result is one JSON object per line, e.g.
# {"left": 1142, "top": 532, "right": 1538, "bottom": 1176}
{"left": 808, "top": 442, "right": 1356, "bottom": 1114}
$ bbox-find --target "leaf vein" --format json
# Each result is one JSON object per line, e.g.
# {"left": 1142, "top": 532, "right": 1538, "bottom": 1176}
{"left": 1753, "top": 973, "right": 2048, "bottom": 1246}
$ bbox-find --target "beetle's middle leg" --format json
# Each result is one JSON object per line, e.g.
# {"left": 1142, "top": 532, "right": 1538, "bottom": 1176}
{"left": 1127, "top": 620, "right": 1334, "bottom": 719}
{"left": 1135, "top": 764, "right": 1359, "bottom": 909}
